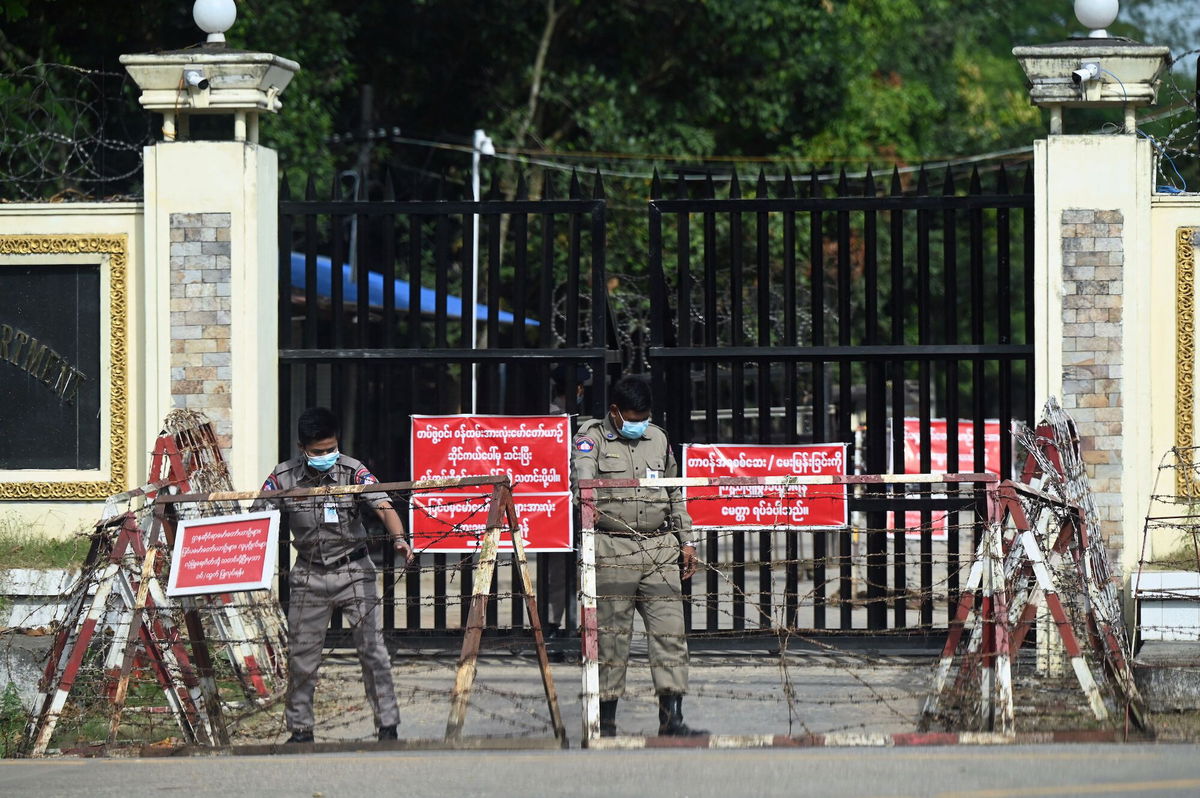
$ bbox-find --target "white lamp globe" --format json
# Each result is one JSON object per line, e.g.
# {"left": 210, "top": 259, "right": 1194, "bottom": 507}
{"left": 194, "top": 0, "right": 238, "bottom": 43}
{"left": 1074, "top": 0, "right": 1118, "bottom": 38}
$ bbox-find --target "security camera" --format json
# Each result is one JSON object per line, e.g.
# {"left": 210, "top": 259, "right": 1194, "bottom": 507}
{"left": 183, "top": 68, "right": 210, "bottom": 91}
{"left": 1071, "top": 62, "right": 1100, "bottom": 86}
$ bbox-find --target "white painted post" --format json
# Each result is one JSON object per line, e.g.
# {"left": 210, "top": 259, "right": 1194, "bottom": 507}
{"left": 579, "top": 485, "right": 601, "bottom": 745}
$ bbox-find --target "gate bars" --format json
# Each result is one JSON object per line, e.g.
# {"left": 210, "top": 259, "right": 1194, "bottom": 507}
{"left": 278, "top": 171, "right": 609, "bottom": 640}
{"left": 578, "top": 470, "right": 1144, "bottom": 745}
{"left": 577, "top": 473, "right": 996, "bottom": 746}
{"left": 156, "top": 475, "right": 567, "bottom": 749}
{"left": 647, "top": 166, "right": 1034, "bottom": 634}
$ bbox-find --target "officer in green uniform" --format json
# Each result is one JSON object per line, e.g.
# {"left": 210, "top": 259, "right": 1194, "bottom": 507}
{"left": 572, "top": 375, "right": 706, "bottom": 737}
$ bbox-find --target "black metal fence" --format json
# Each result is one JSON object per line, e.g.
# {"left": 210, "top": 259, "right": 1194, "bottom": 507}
{"left": 277, "top": 171, "right": 608, "bottom": 639}
{"left": 647, "top": 166, "right": 1034, "bottom": 633}
{"left": 278, "top": 162, "right": 1034, "bottom": 641}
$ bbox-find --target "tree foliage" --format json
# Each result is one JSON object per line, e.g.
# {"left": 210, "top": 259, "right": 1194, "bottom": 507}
{"left": 0, "top": 0, "right": 1188, "bottom": 189}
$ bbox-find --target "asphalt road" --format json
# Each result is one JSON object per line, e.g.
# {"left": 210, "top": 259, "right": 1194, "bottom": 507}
{"left": 3, "top": 744, "right": 1200, "bottom": 798}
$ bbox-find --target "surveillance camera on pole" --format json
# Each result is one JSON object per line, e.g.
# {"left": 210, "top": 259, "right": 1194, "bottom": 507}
{"left": 1071, "top": 62, "right": 1100, "bottom": 86}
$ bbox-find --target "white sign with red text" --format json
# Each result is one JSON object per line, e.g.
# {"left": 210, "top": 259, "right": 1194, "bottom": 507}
{"left": 682, "top": 443, "right": 849, "bottom": 529}
{"left": 167, "top": 510, "right": 280, "bottom": 596}
{"left": 410, "top": 415, "right": 573, "bottom": 552}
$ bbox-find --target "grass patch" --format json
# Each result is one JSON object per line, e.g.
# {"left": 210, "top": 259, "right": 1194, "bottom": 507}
{"left": 1145, "top": 539, "right": 1200, "bottom": 572}
{"left": 0, "top": 528, "right": 90, "bottom": 570}
{"left": 1, "top": 682, "right": 27, "bottom": 757}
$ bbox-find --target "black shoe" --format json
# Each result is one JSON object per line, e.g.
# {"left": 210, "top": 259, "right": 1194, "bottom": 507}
{"left": 378, "top": 724, "right": 398, "bottom": 741}
{"left": 286, "top": 729, "right": 314, "bottom": 744}
{"left": 599, "top": 699, "right": 618, "bottom": 737}
{"left": 657, "top": 694, "right": 707, "bottom": 737}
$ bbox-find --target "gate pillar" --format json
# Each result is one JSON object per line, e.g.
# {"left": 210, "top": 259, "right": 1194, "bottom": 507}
{"left": 1015, "top": 10, "right": 1170, "bottom": 590}
{"left": 121, "top": 6, "right": 299, "bottom": 488}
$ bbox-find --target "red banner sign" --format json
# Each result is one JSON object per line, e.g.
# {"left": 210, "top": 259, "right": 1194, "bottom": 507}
{"left": 900, "top": 418, "right": 1001, "bottom": 474}
{"left": 410, "top": 415, "right": 573, "bottom": 552}
{"left": 409, "top": 493, "right": 573, "bottom": 552}
{"left": 411, "top": 415, "right": 570, "bottom": 494}
{"left": 166, "top": 510, "right": 280, "bottom": 596}
{"left": 682, "top": 443, "right": 849, "bottom": 529}
{"left": 894, "top": 418, "right": 1002, "bottom": 540}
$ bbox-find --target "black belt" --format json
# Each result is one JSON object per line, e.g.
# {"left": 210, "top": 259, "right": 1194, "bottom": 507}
{"left": 597, "top": 525, "right": 672, "bottom": 538}
{"left": 298, "top": 547, "right": 370, "bottom": 570}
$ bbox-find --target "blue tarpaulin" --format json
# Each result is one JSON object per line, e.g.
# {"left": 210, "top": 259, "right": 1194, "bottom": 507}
{"left": 289, "top": 253, "right": 534, "bottom": 324}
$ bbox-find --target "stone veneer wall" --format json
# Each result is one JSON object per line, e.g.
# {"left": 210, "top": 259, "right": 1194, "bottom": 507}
{"left": 169, "top": 212, "right": 232, "bottom": 450}
{"left": 1060, "top": 209, "right": 1123, "bottom": 562}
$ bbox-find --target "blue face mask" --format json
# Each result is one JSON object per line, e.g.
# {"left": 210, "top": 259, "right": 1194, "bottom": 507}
{"left": 305, "top": 450, "right": 339, "bottom": 471}
{"left": 615, "top": 410, "right": 650, "bottom": 440}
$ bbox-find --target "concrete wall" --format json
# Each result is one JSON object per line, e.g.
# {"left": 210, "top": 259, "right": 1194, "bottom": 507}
{"left": 1035, "top": 135, "right": 1156, "bottom": 578}
{"left": 0, "top": 140, "right": 280, "bottom": 539}
{"left": 0, "top": 204, "right": 144, "bottom": 538}
{"left": 1033, "top": 138, "right": 1200, "bottom": 588}
{"left": 1147, "top": 196, "right": 1200, "bottom": 561}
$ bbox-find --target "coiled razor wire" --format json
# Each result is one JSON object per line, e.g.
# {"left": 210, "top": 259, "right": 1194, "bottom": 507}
{"left": 0, "top": 64, "right": 152, "bottom": 202}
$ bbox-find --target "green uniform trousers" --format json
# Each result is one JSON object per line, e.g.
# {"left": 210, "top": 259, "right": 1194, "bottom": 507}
{"left": 595, "top": 531, "right": 689, "bottom": 699}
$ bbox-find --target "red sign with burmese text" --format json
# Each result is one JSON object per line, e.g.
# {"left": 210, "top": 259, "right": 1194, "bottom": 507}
{"left": 682, "top": 443, "right": 849, "bottom": 529}
{"left": 893, "top": 418, "right": 1002, "bottom": 540}
{"left": 900, "top": 418, "right": 1001, "bottom": 475}
{"left": 166, "top": 510, "right": 280, "bottom": 596}
{"left": 410, "top": 415, "right": 572, "bottom": 552}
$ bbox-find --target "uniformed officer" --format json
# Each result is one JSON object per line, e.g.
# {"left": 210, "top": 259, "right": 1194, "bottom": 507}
{"left": 572, "top": 375, "right": 706, "bottom": 737}
{"left": 254, "top": 407, "right": 414, "bottom": 744}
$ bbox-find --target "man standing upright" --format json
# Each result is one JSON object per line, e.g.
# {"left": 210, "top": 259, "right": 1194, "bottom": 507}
{"left": 255, "top": 407, "right": 413, "bottom": 743}
{"left": 571, "top": 375, "right": 706, "bottom": 737}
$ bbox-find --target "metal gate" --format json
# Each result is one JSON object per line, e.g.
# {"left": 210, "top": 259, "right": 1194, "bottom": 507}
{"left": 646, "top": 166, "right": 1035, "bottom": 634}
{"left": 278, "top": 162, "right": 1034, "bottom": 640}
{"left": 277, "top": 171, "right": 609, "bottom": 640}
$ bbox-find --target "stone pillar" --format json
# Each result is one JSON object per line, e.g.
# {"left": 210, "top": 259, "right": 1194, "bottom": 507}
{"left": 142, "top": 141, "right": 279, "bottom": 488}
{"left": 169, "top": 212, "right": 233, "bottom": 445}
{"left": 1034, "top": 135, "right": 1155, "bottom": 578}
{"left": 123, "top": 43, "right": 297, "bottom": 490}
{"left": 1060, "top": 208, "right": 1125, "bottom": 544}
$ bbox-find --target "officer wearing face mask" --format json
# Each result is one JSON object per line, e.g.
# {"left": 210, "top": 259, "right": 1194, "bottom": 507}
{"left": 571, "top": 375, "right": 706, "bottom": 738}
{"left": 254, "top": 406, "right": 413, "bottom": 744}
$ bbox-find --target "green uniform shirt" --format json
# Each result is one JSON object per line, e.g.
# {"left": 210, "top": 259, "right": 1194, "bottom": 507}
{"left": 572, "top": 415, "right": 694, "bottom": 545}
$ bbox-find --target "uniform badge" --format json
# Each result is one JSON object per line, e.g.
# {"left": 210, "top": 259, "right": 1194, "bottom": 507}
{"left": 575, "top": 438, "right": 595, "bottom": 452}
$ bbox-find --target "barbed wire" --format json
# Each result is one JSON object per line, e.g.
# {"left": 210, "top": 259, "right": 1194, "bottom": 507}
{"left": 0, "top": 400, "right": 1162, "bottom": 754}
{"left": 0, "top": 64, "right": 152, "bottom": 202}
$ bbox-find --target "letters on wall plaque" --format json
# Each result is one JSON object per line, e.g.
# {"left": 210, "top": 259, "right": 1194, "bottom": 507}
{"left": 0, "top": 234, "right": 128, "bottom": 499}
{"left": 0, "top": 265, "right": 102, "bottom": 469}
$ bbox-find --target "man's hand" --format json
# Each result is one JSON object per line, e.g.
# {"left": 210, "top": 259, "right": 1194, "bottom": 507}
{"left": 681, "top": 544, "right": 698, "bottom": 580}
{"left": 393, "top": 536, "right": 414, "bottom": 564}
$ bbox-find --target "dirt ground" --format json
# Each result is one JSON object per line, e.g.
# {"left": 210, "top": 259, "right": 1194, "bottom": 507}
{"left": 220, "top": 647, "right": 1197, "bottom": 747}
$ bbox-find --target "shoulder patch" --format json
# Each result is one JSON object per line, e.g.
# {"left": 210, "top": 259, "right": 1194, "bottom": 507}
{"left": 354, "top": 466, "right": 379, "bottom": 485}
{"left": 575, "top": 438, "right": 595, "bottom": 452}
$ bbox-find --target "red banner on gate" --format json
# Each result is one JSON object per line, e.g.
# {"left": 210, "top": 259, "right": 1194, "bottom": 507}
{"left": 900, "top": 418, "right": 1001, "bottom": 474}
{"left": 893, "top": 418, "right": 1002, "bottom": 540}
{"left": 409, "top": 492, "right": 573, "bottom": 552}
{"left": 682, "top": 443, "right": 849, "bottom": 529}
{"left": 410, "top": 415, "right": 573, "bottom": 552}
{"left": 411, "top": 415, "right": 570, "bottom": 494}
{"left": 167, "top": 510, "right": 280, "bottom": 596}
